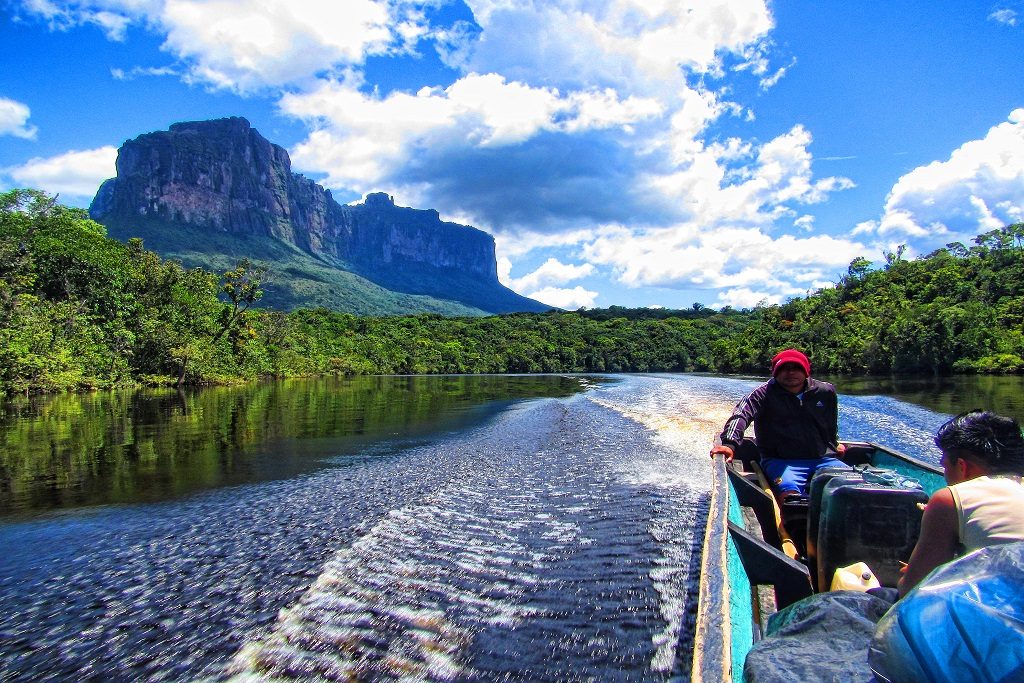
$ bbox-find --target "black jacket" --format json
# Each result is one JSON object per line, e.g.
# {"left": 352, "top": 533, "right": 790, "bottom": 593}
{"left": 716, "top": 377, "right": 839, "bottom": 460}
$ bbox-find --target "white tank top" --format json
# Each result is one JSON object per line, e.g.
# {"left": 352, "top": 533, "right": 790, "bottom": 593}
{"left": 949, "top": 475, "right": 1024, "bottom": 552}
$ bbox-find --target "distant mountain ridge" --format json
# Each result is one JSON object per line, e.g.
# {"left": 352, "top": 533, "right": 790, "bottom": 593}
{"left": 89, "top": 117, "right": 550, "bottom": 315}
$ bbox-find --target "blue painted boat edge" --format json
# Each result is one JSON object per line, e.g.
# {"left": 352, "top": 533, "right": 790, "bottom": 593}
{"left": 726, "top": 476, "right": 756, "bottom": 676}
{"left": 855, "top": 441, "right": 945, "bottom": 495}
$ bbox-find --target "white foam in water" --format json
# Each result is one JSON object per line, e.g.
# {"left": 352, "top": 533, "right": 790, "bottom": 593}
{"left": 226, "top": 375, "right": 756, "bottom": 681}
{"left": 586, "top": 375, "right": 738, "bottom": 672}
{"left": 226, "top": 483, "right": 556, "bottom": 681}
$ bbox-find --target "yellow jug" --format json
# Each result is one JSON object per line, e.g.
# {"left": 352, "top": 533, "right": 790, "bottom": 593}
{"left": 830, "top": 561, "right": 881, "bottom": 592}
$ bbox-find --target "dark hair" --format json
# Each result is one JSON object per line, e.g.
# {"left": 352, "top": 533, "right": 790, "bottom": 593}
{"left": 935, "top": 410, "right": 1024, "bottom": 474}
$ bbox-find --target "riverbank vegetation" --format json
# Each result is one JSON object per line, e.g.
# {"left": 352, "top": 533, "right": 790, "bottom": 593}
{"left": 2, "top": 189, "right": 1022, "bottom": 395}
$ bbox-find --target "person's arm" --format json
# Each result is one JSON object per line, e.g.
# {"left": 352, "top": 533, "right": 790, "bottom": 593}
{"left": 711, "top": 387, "right": 764, "bottom": 462}
{"left": 897, "top": 487, "right": 959, "bottom": 597}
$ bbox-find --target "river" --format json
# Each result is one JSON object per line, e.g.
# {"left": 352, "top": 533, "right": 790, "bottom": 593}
{"left": 1, "top": 373, "right": 1020, "bottom": 681}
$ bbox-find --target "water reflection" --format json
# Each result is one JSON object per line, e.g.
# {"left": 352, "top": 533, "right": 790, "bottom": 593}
{"left": 822, "top": 374, "right": 1024, "bottom": 419}
{"left": 0, "top": 375, "right": 592, "bottom": 517}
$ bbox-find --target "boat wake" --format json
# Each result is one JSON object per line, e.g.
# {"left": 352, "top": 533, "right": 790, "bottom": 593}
{"left": 226, "top": 379, "right": 716, "bottom": 681}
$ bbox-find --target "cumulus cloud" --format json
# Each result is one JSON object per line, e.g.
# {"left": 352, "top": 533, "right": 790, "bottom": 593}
{"left": 161, "top": 0, "right": 397, "bottom": 92}
{"left": 6, "top": 146, "right": 117, "bottom": 198}
{"left": 645, "top": 124, "right": 854, "bottom": 234}
{"left": 282, "top": 74, "right": 665, "bottom": 229}
{"left": 507, "top": 257, "right": 595, "bottom": 293}
{"left": 500, "top": 256, "right": 597, "bottom": 309}
{"left": 794, "top": 215, "right": 815, "bottom": 231}
{"left": 0, "top": 97, "right": 38, "bottom": 139}
{"left": 860, "top": 109, "right": 1024, "bottom": 246}
{"left": 526, "top": 285, "right": 598, "bottom": 310}
{"left": 714, "top": 286, "right": 778, "bottom": 310}
{"left": 459, "top": 0, "right": 774, "bottom": 95}
{"left": 496, "top": 254, "right": 599, "bottom": 309}
{"left": 496, "top": 228, "right": 598, "bottom": 260}
{"left": 266, "top": 0, "right": 856, "bottom": 307}
{"left": 580, "top": 221, "right": 864, "bottom": 305}
{"left": 14, "top": 0, "right": 416, "bottom": 92}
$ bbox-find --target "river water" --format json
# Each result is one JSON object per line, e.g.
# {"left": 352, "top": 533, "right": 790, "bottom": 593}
{"left": 0, "top": 373, "right": 1018, "bottom": 681}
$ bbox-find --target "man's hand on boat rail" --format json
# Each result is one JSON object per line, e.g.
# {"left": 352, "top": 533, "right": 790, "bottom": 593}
{"left": 710, "top": 445, "right": 734, "bottom": 463}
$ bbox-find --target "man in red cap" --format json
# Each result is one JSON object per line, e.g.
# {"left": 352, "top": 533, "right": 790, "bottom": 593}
{"left": 710, "top": 348, "right": 846, "bottom": 499}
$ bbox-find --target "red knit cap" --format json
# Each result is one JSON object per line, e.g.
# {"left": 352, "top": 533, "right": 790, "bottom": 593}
{"left": 771, "top": 348, "right": 810, "bottom": 376}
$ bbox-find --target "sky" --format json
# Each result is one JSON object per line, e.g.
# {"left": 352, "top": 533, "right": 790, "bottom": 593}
{"left": 1, "top": 1, "right": 1023, "bottom": 311}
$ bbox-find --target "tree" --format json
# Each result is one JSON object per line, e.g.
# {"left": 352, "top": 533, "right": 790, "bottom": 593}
{"left": 847, "top": 256, "right": 872, "bottom": 279}
{"left": 884, "top": 244, "right": 906, "bottom": 267}
{"left": 213, "top": 258, "right": 266, "bottom": 345}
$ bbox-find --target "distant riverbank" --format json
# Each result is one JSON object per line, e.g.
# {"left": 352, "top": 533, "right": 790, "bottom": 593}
{"left": 4, "top": 191, "right": 1023, "bottom": 397}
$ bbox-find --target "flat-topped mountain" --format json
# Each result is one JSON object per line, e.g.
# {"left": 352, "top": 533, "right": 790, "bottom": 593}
{"left": 89, "top": 117, "right": 550, "bottom": 315}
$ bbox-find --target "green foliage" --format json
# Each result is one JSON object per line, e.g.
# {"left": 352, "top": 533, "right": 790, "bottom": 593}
{"left": 2, "top": 190, "right": 1022, "bottom": 396}
{"left": 98, "top": 214, "right": 501, "bottom": 316}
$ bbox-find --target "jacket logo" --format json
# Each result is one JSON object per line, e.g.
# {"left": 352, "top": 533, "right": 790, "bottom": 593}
{"left": 815, "top": 400, "right": 825, "bottom": 407}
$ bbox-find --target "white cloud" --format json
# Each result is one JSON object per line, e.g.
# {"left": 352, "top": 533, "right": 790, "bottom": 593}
{"left": 794, "top": 214, "right": 815, "bottom": 231}
{"left": 496, "top": 255, "right": 513, "bottom": 285}
{"left": 714, "top": 286, "right": 778, "bottom": 310}
{"left": 581, "top": 222, "right": 864, "bottom": 302}
{"left": 0, "top": 97, "right": 38, "bottom": 139}
{"left": 851, "top": 220, "right": 877, "bottom": 236}
{"left": 460, "top": 0, "right": 774, "bottom": 95}
{"left": 111, "top": 65, "right": 179, "bottom": 80}
{"left": 989, "top": 8, "right": 1019, "bottom": 26}
{"left": 508, "top": 257, "right": 594, "bottom": 293}
{"left": 6, "top": 146, "right": 117, "bottom": 198}
{"left": 525, "top": 285, "right": 598, "bottom": 310}
{"left": 645, "top": 124, "right": 854, "bottom": 232}
{"left": 282, "top": 73, "right": 661, "bottom": 194}
{"left": 871, "top": 109, "right": 1024, "bottom": 243}
{"left": 15, "top": 0, "right": 145, "bottom": 40}
{"left": 16, "top": 0, "right": 410, "bottom": 92}
{"left": 162, "top": 0, "right": 396, "bottom": 92}
{"left": 89, "top": 9, "right": 131, "bottom": 39}
{"left": 495, "top": 228, "right": 597, "bottom": 260}
{"left": 758, "top": 59, "right": 793, "bottom": 90}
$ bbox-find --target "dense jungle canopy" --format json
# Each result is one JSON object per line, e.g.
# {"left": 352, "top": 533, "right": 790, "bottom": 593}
{"left": 1, "top": 189, "right": 1022, "bottom": 396}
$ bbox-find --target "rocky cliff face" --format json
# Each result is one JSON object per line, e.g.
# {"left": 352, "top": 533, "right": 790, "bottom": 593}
{"left": 90, "top": 117, "right": 500, "bottom": 285}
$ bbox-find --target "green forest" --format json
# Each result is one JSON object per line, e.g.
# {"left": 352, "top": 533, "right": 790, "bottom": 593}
{"left": 2, "top": 189, "right": 1023, "bottom": 396}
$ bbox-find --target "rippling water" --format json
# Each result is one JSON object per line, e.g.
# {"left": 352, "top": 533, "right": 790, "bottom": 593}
{"left": 0, "top": 374, "right": 954, "bottom": 681}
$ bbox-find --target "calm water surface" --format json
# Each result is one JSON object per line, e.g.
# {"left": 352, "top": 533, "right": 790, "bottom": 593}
{"left": 1, "top": 373, "right": 1020, "bottom": 681}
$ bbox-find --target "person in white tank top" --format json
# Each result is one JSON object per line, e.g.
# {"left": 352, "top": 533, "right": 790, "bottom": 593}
{"left": 898, "top": 410, "right": 1024, "bottom": 597}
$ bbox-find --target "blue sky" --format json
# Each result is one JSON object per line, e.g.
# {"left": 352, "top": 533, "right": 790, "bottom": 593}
{"left": 1, "top": 1, "right": 1022, "bottom": 310}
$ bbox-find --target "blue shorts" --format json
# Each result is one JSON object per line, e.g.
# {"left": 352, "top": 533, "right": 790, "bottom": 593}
{"left": 761, "top": 457, "right": 849, "bottom": 495}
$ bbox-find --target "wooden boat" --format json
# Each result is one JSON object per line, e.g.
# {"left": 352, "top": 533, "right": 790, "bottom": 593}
{"left": 690, "top": 438, "right": 945, "bottom": 682}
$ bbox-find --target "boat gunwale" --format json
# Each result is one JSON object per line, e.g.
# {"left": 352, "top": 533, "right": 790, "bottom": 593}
{"left": 690, "top": 452, "right": 732, "bottom": 682}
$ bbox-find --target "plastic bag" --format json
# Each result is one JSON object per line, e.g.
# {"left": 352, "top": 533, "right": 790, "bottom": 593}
{"left": 869, "top": 541, "right": 1024, "bottom": 683}
{"left": 854, "top": 464, "right": 922, "bottom": 491}
{"left": 744, "top": 591, "right": 891, "bottom": 683}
